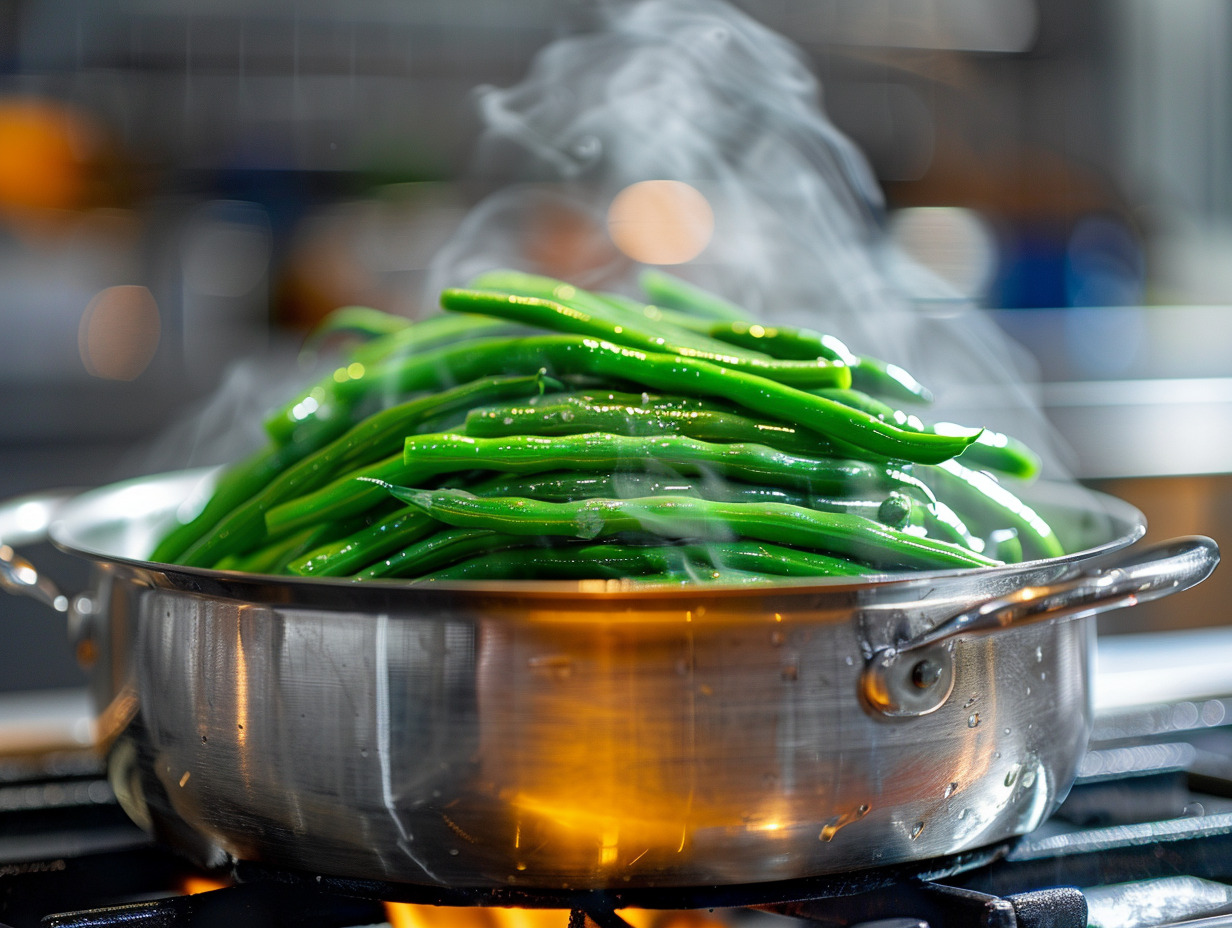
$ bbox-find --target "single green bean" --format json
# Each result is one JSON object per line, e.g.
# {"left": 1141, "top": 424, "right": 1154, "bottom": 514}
{"left": 468, "top": 269, "right": 756, "bottom": 359}
{"left": 439, "top": 289, "right": 851, "bottom": 389}
{"left": 301, "top": 306, "right": 411, "bottom": 353}
{"left": 269, "top": 335, "right": 978, "bottom": 462}
{"left": 286, "top": 508, "right": 436, "bottom": 577}
{"left": 638, "top": 269, "right": 752, "bottom": 323}
{"left": 355, "top": 527, "right": 540, "bottom": 579}
{"left": 382, "top": 489, "right": 1001, "bottom": 570}
{"left": 407, "top": 540, "right": 877, "bottom": 582}
{"left": 347, "top": 312, "right": 524, "bottom": 368}
{"left": 815, "top": 390, "right": 1041, "bottom": 479}
{"left": 464, "top": 395, "right": 836, "bottom": 457}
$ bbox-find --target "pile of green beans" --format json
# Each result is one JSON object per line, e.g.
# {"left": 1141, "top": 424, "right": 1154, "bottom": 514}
{"left": 150, "top": 269, "right": 1061, "bottom": 583}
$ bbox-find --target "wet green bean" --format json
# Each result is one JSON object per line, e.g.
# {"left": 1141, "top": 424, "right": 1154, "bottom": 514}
{"left": 439, "top": 288, "right": 852, "bottom": 389}
{"left": 382, "top": 489, "right": 1001, "bottom": 570}
{"left": 268, "top": 334, "right": 977, "bottom": 462}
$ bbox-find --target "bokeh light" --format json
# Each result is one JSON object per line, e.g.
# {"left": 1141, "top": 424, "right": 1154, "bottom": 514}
{"left": 77, "top": 285, "right": 160, "bottom": 381}
{"left": 606, "top": 180, "right": 714, "bottom": 265}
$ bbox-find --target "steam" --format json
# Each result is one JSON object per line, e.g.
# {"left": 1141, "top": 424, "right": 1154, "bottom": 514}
{"left": 430, "top": 0, "right": 1066, "bottom": 474}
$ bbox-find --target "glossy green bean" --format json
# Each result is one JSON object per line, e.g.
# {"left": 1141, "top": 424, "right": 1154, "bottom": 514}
{"left": 467, "top": 269, "right": 755, "bottom": 359}
{"left": 347, "top": 312, "right": 523, "bottom": 368}
{"left": 919, "top": 459, "right": 1064, "bottom": 561}
{"left": 638, "top": 269, "right": 752, "bottom": 323}
{"left": 439, "top": 289, "right": 852, "bottom": 389}
{"left": 465, "top": 470, "right": 912, "bottom": 527}
{"left": 410, "top": 540, "right": 877, "bottom": 582}
{"left": 301, "top": 306, "right": 411, "bottom": 352}
{"left": 381, "top": 489, "right": 1000, "bottom": 570}
{"left": 816, "top": 390, "right": 1041, "bottom": 479}
{"left": 464, "top": 395, "right": 836, "bottom": 457}
{"left": 286, "top": 508, "right": 436, "bottom": 577}
{"left": 355, "top": 528, "right": 540, "bottom": 579}
{"left": 268, "top": 334, "right": 977, "bottom": 462}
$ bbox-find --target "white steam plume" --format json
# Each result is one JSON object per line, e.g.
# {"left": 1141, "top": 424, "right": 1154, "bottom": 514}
{"left": 429, "top": 0, "right": 1068, "bottom": 475}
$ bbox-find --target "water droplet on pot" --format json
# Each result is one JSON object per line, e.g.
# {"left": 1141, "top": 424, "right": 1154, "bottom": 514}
{"left": 818, "top": 803, "right": 870, "bottom": 842}
{"left": 1035, "top": 647, "right": 1044, "bottom": 662}
{"left": 1004, "top": 766, "right": 1019, "bottom": 787}
{"left": 943, "top": 782, "right": 958, "bottom": 799}
{"left": 844, "top": 655, "right": 855, "bottom": 666}
{"left": 449, "top": 848, "right": 460, "bottom": 856}
{"left": 1025, "top": 686, "right": 1032, "bottom": 696}
{"left": 909, "top": 821, "right": 925, "bottom": 840}
{"left": 1004, "top": 727, "right": 1012, "bottom": 735}
{"left": 958, "top": 808, "right": 969, "bottom": 820}
{"left": 1021, "top": 769, "right": 1037, "bottom": 788}
{"left": 963, "top": 696, "right": 977, "bottom": 709}
{"left": 968, "top": 713, "right": 981, "bottom": 728}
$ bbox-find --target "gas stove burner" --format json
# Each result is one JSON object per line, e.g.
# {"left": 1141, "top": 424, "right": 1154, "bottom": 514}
{"left": 229, "top": 840, "right": 1014, "bottom": 912}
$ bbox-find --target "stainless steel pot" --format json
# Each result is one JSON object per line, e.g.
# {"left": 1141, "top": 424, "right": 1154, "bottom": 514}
{"left": 0, "top": 469, "right": 1218, "bottom": 890}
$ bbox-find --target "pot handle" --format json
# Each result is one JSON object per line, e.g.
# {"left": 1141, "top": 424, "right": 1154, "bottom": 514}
{"left": 0, "top": 488, "right": 82, "bottom": 613}
{"left": 861, "top": 535, "right": 1220, "bottom": 718}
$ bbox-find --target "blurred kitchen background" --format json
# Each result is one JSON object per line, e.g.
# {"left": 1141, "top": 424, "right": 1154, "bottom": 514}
{"left": 2, "top": 0, "right": 1231, "bottom": 692}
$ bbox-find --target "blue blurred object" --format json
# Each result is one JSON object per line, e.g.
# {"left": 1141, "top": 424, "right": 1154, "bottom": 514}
{"left": 992, "top": 215, "right": 1145, "bottom": 310}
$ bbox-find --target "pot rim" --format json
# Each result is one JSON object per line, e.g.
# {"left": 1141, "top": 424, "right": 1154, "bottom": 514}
{"left": 40, "top": 466, "right": 1147, "bottom": 605}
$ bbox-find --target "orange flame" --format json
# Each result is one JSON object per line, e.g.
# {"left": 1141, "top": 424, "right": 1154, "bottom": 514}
{"left": 383, "top": 903, "right": 728, "bottom": 927}
{"left": 180, "top": 875, "right": 231, "bottom": 895}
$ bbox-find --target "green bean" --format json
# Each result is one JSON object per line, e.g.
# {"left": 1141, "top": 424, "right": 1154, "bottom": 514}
{"left": 910, "top": 500, "right": 983, "bottom": 553}
{"left": 467, "top": 269, "right": 755, "bottom": 359}
{"left": 408, "top": 540, "right": 877, "bottom": 582}
{"left": 286, "top": 508, "right": 436, "bottom": 577}
{"left": 465, "top": 471, "right": 912, "bottom": 527}
{"left": 268, "top": 335, "right": 977, "bottom": 462}
{"left": 178, "top": 373, "right": 557, "bottom": 567}
{"left": 638, "top": 269, "right": 752, "bottom": 323}
{"left": 220, "top": 523, "right": 341, "bottom": 575}
{"left": 944, "top": 425, "right": 1042, "bottom": 481}
{"left": 347, "top": 312, "right": 523, "bottom": 368}
{"left": 918, "top": 460, "right": 1064, "bottom": 561}
{"left": 464, "top": 395, "right": 837, "bottom": 457}
{"left": 815, "top": 390, "right": 1040, "bottom": 479}
{"left": 380, "top": 489, "right": 1001, "bottom": 570}
{"left": 439, "top": 289, "right": 852, "bottom": 389}
{"left": 264, "top": 431, "right": 934, "bottom": 537}
{"left": 355, "top": 528, "right": 542, "bottom": 579}
{"left": 148, "top": 415, "right": 353, "bottom": 564}
{"left": 300, "top": 306, "right": 410, "bottom": 352}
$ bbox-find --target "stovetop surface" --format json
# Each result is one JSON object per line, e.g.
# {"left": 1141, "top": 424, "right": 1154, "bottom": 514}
{"left": 2, "top": 631, "right": 1231, "bottom": 928}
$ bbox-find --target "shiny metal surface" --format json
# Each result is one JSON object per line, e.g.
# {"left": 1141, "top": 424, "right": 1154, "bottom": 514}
{"left": 0, "top": 470, "right": 1220, "bottom": 888}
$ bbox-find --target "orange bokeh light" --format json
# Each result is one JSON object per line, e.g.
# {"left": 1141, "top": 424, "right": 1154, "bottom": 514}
{"left": 78, "top": 285, "right": 161, "bottom": 381}
{"left": 606, "top": 181, "right": 714, "bottom": 265}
